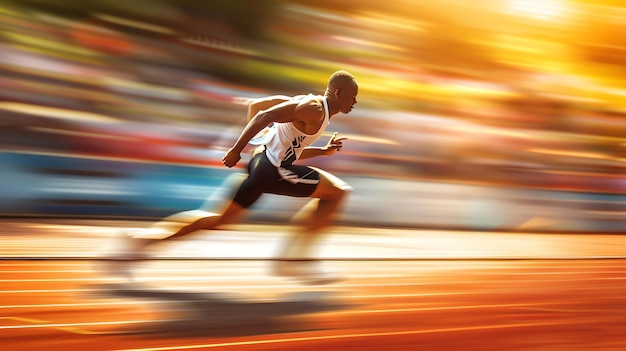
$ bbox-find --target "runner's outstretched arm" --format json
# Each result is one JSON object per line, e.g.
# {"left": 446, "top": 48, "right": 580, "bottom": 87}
{"left": 299, "top": 132, "right": 348, "bottom": 160}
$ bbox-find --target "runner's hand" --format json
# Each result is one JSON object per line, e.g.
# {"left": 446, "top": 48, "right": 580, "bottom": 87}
{"left": 324, "top": 132, "right": 348, "bottom": 155}
{"left": 222, "top": 148, "right": 241, "bottom": 168}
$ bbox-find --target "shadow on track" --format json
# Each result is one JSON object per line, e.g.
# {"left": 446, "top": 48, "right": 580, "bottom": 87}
{"left": 89, "top": 283, "right": 351, "bottom": 338}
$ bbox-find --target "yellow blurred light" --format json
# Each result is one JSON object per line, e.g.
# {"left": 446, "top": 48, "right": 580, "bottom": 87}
{"left": 102, "top": 78, "right": 190, "bottom": 101}
{"left": 0, "top": 102, "right": 120, "bottom": 124}
{"left": 34, "top": 12, "right": 78, "bottom": 28}
{"left": 474, "top": 38, "right": 541, "bottom": 54}
{"left": 331, "top": 35, "right": 405, "bottom": 52}
{"left": 459, "top": 124, "right": 532, "bottom": 139}
{"left": 498, "top": 60, "right": 566, "bottom": 73}
{"left": 0, "top": 6, "right": 19, "bottom": 16}
{"left": 180, "top": 37, "right": 256, "bottom": 55}
{"left": 28, "top": 127, "right": 136, "bottom": 141}
{"left": 355, "top": 12, "right": 425, "bottom": 32}
{"left": 449, "top": 84, "right": 518, "bottom": 98}
{"left": 508, "top": 0, "right": 567, "bottom": 21}
{"left": 96, "top": 14, "right": 177, "bottom": 35}
{"left": 4, "top": 32, "right": 98, "bottom": 57}
{"left": 529, "top": 148, "right": 613, "bottom": 160}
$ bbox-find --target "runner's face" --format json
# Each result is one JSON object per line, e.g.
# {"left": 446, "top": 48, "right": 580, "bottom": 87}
{"left": 341, "top": 82, "right": 358, "bottom": 114}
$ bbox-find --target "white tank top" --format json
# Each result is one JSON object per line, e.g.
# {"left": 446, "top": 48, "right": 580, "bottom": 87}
{"left": 262, "top": 94, "right": 329, "bottom": 167}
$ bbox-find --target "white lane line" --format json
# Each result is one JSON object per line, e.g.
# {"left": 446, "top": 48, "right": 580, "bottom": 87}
{"left": 348, "top": 292, "right": 469, "bottom": 299}
{"left": 1, "top": 260, "right": 625, "bottom": 267}
{"left": 0, "top": 276, "right": 284, "bottom": 282}
{"left": 0, "top": 270, "right": 104, "bottom": 273}
{"left": 0, "top": 278, "right": 119, "bottom": 282}
{"left": 0, "top": 262, "right": 258, "bottom": 266}
{"left": 2, "top": 283, "right": 624, "bottom": 295}
{"left": 494, "top": 271, "right": 626, "bottom": 276}
{"left": 4, "top": 268, "right": 626, "bottom": 274}
{"left": 0, "top": 289, "right": 96, "bottom": 294}
{"left": 0, "top": 319, "right": 176, "bottom": 330}
{"left": 2, "top": 256, "right": 625, "bottom": 262}
{"left": 0, "top": 301, "right": 167, "bottom": 309}
{"left": 113, "top": 319, "right": 592, "bottom": 351}
{"left": 0, "top": 274, "right": 444, "bottom": 283}
{"left": 331, "top": 302, "right": 559, "bottom": 315}
{"left": 0, "top": 302, "right": 569, "bottom": 331}
{"left": 0, "top": 270, "right": 265, "bottom": 274}
{"left": 0, "top": 300, "right": 561, "bottom": 312}
{"left": 0, "top": 263, "right": 88, "bottom": 266}
{"left": 0, "top": 282, "right": 435, "bottom": 294}
{"left": 0, "top": 292, "right": 486, "bottom": 309}
{"left": 3, "top": 275, "right": 626, "bottom": 284}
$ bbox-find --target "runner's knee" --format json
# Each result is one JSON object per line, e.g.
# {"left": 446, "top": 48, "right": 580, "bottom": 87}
{"left": 315, "top": 178, "right": 352, "bottom": 201}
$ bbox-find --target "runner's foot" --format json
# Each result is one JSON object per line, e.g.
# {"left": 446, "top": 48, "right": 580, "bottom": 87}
{"left": 272, "top": 259, "right": 343, "bottom": 285}
{"left": 96, "top": 231, "right": 148, "bottom": 282}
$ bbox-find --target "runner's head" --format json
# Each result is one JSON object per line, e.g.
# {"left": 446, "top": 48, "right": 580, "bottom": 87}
{"left": 326, "top": 70, "right": 358, "bottom": 115}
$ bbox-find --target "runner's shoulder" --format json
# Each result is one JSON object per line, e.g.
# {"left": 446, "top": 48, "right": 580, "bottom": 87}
{"left": 294, "top": 95, "right": 324, "bottom": 117}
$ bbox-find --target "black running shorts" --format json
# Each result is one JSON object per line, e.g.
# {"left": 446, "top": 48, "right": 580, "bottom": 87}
{"left": 232, "top": 150, "right": 321, "bottom": 208}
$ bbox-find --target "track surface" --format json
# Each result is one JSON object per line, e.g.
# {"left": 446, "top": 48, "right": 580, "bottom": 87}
{"left": 2, "top": 220, "right": 626, "bottom": 351}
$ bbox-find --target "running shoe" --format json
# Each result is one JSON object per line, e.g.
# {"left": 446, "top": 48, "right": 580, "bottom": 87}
{"left": 96, "top": 230, "right": 147, "bottom": 282}
{"left": 272, "top": 259, "right": 343, "bottom": 285}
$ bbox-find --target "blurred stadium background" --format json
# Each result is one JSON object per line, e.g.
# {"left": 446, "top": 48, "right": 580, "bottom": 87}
{"left": 0, "top": 0, "right": 623, "bottom": 232}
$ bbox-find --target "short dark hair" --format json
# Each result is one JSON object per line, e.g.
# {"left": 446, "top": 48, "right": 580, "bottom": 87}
{"left": 328, "top": 70, "right": 356, "bottom": 90}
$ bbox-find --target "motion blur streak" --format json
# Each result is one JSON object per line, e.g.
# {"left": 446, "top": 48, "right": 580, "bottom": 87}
{"left": 0, "top": 1, "right": 625, "bottom": 350}
{"left": 0, "top": 0, "right": 623, "bottom": 231}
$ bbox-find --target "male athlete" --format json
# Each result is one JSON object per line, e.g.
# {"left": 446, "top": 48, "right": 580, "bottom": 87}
{"left": 106, "top": 70, "right": 358, "bottom": 284}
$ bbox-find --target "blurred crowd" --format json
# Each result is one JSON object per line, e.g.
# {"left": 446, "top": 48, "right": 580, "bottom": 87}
{"left": 0, "top": 0, "right": 624, "bottom": 229}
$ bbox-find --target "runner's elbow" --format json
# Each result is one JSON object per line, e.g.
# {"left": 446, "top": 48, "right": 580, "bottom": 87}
{"left": 253, "top": 111, "right": 275, "bottom": 127}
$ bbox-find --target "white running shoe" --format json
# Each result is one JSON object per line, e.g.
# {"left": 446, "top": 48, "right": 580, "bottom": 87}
{"left": 97, "top": 231, "right": 148, "bottom": 282}
{"left": 272, "top": 260, "right": 343, "bottom": 285}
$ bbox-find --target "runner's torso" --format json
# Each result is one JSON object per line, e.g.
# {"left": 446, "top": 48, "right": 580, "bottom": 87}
{"left": 264, "top": 94, "right": 329, "bottom": 167}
